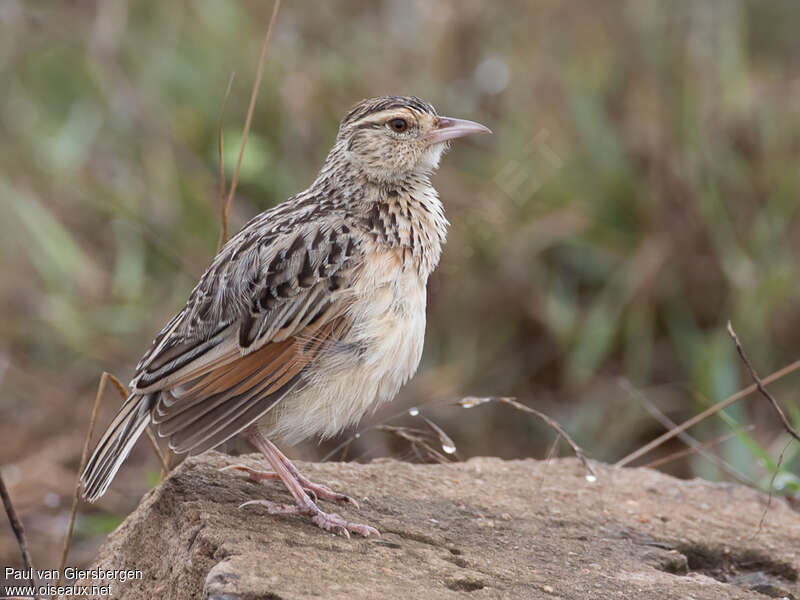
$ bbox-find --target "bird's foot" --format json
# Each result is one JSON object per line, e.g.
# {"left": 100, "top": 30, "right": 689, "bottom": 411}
{"left": 220, "top": 464, "right": 280, "bottom": 481}
{"left": 239, "top": 498, "right": 303, "bottom": 514}
{"left": 240, "top": 497, "right": 379, "bottom": 538}
{"left": 310, "top": 510, "right": 379, "bottom": 538}
{"left": 222, "top": 464, "right": 358, "bottom": 507}
{"left": 237, "top": 430, "right": 377, "bottom": 537}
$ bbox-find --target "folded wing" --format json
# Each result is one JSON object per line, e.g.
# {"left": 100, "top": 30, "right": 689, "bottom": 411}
{"left": 133, "top": 212, "right": 362, "bottom": 454}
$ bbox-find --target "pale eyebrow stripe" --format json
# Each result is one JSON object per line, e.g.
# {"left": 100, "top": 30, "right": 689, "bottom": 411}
{"left": 351, "top": 109, "right": 420, "bottom": 130}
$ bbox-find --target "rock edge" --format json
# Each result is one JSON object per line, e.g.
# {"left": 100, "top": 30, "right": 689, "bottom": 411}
{"left": 70, "top": 452, "right": 800, "bottom": 599}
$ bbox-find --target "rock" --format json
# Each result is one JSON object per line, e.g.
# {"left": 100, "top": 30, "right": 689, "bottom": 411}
{"left": 70, "top": 452, "right": 800, "bottom": 599}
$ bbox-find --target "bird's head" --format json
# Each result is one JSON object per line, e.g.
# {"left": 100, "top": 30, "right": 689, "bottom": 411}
{"left": 333, "top": 96, "right": 491, "bottom": 183}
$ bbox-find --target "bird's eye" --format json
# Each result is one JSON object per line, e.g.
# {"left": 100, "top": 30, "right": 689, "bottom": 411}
{"left": 388, "top": 118, "right": 408, "bottom": 133}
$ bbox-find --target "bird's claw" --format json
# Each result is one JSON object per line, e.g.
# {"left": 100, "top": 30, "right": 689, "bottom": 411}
{"left": 220, "top": 464, "right": 278, "bottom": 478}
{"left": 311, "top": 511, "right": 379, "bottom": 538}
{"left": 240, "top": 499, "right": 379, "bottom": 538}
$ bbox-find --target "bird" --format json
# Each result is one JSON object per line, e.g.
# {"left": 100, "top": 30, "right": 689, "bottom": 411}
{"left": 80, "top": 95, "right": 491, "bottom": 537}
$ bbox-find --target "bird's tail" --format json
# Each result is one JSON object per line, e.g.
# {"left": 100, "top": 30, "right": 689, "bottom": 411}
{"left": 81, "top": 393, "right": 154, "bottom": 502}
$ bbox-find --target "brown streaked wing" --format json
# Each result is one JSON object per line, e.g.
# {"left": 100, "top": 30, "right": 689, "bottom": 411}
{"left": 125, "top": 210, "right": 362, "bottom": 455}
{"left": 132, "top": 215, "right": 360, "bottom": 394}
{"left": 154, "top": 315, "right": 351, "bottom": 454}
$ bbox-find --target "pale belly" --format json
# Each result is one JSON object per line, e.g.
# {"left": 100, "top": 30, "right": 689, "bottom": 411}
{"left": 260, "top": 251, "right": 428, "bottom": 445}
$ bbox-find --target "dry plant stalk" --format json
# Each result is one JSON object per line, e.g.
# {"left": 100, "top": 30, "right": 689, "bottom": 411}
{"left": 545, "top": 434, "right": 562, "bottom": 461}
{"left": 726, "top": 321, "right": 800, "bottom": 442}
{"left": 58, "top": 8, "right": 283, "bottom": 588}
{"left": 643, "top": 427, "right": 754, "bottom": 470}
{"left": 457, "top": 396, "right": 598, "bottom": 478}
{"left": 751, "top": 440, "right": 791, "bottom": 539}
{"left": 321, "top": 406, "right": 459, "bottom": 463}
{"left": 726, "top": 321, "right": 800, "bottom": 538}
{"left": 420, "top": 415, "right": 457, "bottom": 455}
{"left": 323, "top": 396, "right": 595, "bottom": 479}
{"left": 619, "top": 379, "right": 755, "bottom": 486}
{"left": 56, "top": 371, "right": 168, "bottom": 596}
{"left": 375, "top": 425, "right": 451, "bottom": 464}
{"left": 55, "top": 370, "right": 107, "bottom": 595}
{"left": 533, "top": 433, "right": 564, "bottom": 497}
{"left": 1, "top": 472, "right": 39, "bottom": 599}
{"left": 615, "top": 357, "right": 800, "bottom": 468}
{"left": 217, "top": 0, "right": 281, "bottom": 250}
{"left": 215, "top": 72, "right": 236, "bottom": 254}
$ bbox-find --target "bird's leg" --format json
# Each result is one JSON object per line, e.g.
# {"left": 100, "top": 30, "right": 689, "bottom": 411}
{"left": 221, "top": 447, "right": 357, "bottom": 506}
{"left": 272, "top": 441, "right": 359, "bottom": 506}
{"left": 237, "top": 428, "right": 379, "bottom": 538}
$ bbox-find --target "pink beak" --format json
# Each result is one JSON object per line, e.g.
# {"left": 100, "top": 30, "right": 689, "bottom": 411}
{"left": 424, "top": 116, "right": 492, "bottom": 144}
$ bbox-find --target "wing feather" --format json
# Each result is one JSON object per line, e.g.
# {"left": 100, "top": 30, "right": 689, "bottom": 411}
{"left": 160, "top": 316, "right": 350, "bottom": 453}
{"left": 127, "top": 213, "right": 362, "bottom": 455}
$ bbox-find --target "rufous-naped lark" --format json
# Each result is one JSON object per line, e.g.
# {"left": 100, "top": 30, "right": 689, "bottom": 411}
{"left": 81, "top": 96, "right": 491, "bottom": 536}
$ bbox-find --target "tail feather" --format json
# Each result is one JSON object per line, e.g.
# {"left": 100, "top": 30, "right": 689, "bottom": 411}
{"left": 81, "top": 394, "right": 154, "bottom": 502}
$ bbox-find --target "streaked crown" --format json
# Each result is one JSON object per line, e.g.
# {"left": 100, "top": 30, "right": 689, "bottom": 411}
{"left": 340, "top": 96, "right": 437, "bottom": 129}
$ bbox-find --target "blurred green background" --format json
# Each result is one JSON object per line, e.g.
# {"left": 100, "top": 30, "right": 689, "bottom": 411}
{"left": 2, "top": 0, "right": 800, "bottom": 567}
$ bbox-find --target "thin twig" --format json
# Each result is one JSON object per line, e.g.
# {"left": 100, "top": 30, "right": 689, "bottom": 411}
{"left": 535, "top": 433, "right": 562, "bottom": 497}
{"left": 375, "top": 425, "right": 451, "bottom": 464}
{"left": 56, "top": 370, "right": 107, "bottom": 594}
{"left": 727, "top": 322, "right": 800, "bottom": 538}
{"left": 615, "top": 357, "right": 800, "bottom": 467}
{"left": 619, "top": 379, "right": 756, "bottom": 486}
{"left": 322, "top": 395, "right": 591, "bottom": 476}
{"left": 338, "top": 437, "right": 354, "bottom": 462}
{"left": 420, "top": 415, "right": 457, "bottom": 456}
{"left": 643, "top": 427, "right": 754, "bottom": 470}
{"left": 545, "top": 434, "right": 562, "bottom": 461}
{"left": 165, "top": 448, "right": 174, "bottom": 475}
{"left": 487, "top": 397, "right": 596, "bottom": 478}
{"left": 727, "top": 321, "right": 800, "bottom": 442}
{"left": 217, "top": 0, "right": 281, "bottom": 250}
{"left": 751, "top": 439, "right": 791, "bottom": 540}
{"left": 320, "top": 404, "right": 454, "bottom": 462}
{"left": 145, "top": 429, "right": 169, "bottom": 480}
{"left": 455, "top": 396, "right": 596, "bottom": 475}
{"left": 105, "top": 370, "right": 129, "bottom": 399}
{"left": 321, "top": 434, "right": 359, "bottom": 462}
{"left": 215, "top": 71, "right": 236, "bottom": 254}
{"left": 1, "top": 472, "right": 39, "bottom": 599}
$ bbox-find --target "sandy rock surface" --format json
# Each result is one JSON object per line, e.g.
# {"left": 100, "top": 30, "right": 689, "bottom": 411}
{"left": 70, "top": 451, "right": 800, "bottom": 599}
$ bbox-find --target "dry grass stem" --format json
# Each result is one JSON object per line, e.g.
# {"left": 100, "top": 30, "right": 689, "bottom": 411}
{"left": 215, "top": 71, "right": 236, "bottom": 253}
{"left": 375, "top": 425, "right": 451, "bottom": 464}
{"left": 321, "top": 435, "right": 358, "bottom": 462}
{"left": 106, "top": 371, "right": 128, "bottom": 399}
{"left": 320, "top": 403, "right": 459, "bottom": 463}
{"left": 145, "top": 428, "right": 169, "bottom": 480}
{"left": 751, "top": 440, "right": 791, "bottom": 540}
{"left": 420, "top": 415, "right": 457, "bottom": 455}
{"left": 534, "top": 434, "right": 563, "bottom": 497}
{"left": 58, "top": 371, "right": 169, "bottom": 596}
{"left": 457, "top": 396, "right": 597, "bottom": 478}
{"left": 545, "top": 434, "right": 562, "bottom": 461}
{"left": 727, "top": 321, "right": 800, "bottom": 442}
{"left": 1, "top": 472, "right": 39, "bottom": 599}
{"left": 321, "top": 396, "right": 590, "bottom": 475}
{"left": 55, "top": 370, "right": 107, "bottom": 595}
{"left": 620, "top": 379, "right": 756, "bottom": 486}
{"left": 615, "top": 357, "right": 800, "bottom": 468}
{"left": 643, "top": 427, "right": 754, "bottom": 470}
{"left": 218, "top": 0, "right": 281, "bottom": 249}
